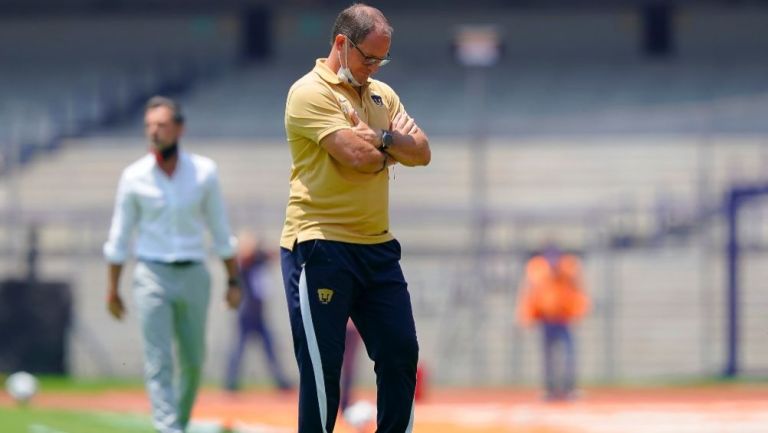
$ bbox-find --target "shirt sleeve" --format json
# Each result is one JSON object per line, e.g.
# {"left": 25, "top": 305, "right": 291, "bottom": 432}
{"left": 103, "top": 171, "right": 138, "bottom": 263}
{"left": 285, "top": 82, "right": 350, "bottom": 144}
{"left": 202, "top": 164, "right": 237, "bottom": 259}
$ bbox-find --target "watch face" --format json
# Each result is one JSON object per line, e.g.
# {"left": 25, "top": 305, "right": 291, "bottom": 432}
{"left": 383, "top": 131, "right": 393, "bottom": 148}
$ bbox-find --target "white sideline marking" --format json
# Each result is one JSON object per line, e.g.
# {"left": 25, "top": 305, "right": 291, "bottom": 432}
{"left": 416, "top": 402, "right": 768, "bottom": 432}
{"left": 28, "top": 424, "right": 70, "bottom": 433}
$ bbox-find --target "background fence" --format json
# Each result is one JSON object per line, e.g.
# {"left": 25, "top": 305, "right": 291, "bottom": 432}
{"left": 2, "top": 1, "right": 768, "bottom": 388}
{"left": 2, "top": 135, "right": 767, "bottom": 386}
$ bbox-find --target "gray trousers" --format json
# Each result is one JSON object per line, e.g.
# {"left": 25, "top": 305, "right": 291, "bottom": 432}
{"left": 133, "top": 261, "right": 210, "bottom": 433}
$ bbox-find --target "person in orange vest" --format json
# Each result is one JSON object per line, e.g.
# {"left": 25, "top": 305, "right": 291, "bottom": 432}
{"left": 516, "top": 244, "right": 590, "bottom": 401}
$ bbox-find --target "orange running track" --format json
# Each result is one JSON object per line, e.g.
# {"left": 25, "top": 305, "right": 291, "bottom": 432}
{"left": 2, "top": 385, "right": 768, "bottom": 433}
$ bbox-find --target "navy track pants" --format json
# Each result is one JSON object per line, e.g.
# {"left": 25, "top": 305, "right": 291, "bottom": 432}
{"left": 281, "top": 239, "right": 418, "bottom": 433}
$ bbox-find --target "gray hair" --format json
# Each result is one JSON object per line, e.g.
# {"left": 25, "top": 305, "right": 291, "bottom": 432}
{"left": 330, "top": 3, "right": 392, "bottom": 45}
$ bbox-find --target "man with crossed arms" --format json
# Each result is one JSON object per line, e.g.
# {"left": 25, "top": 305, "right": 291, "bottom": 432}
{"left": 281, "top": 4, "right": 431, "bottom": 432}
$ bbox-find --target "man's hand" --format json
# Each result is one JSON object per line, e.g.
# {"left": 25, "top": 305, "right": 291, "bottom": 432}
{"left": 349, "top": 110, "right": 380, "bottom": 146}
{"left": 391, "top": 112, "right": 419, "bottom": 136}
{"left": 384, "top": 111, "right": 430, "bottom": 167}
{"left": 225, "top": 284, "right": 242, "bottom": 310}
{"left": 107, "top": 264, "right": 125, "bottom": 320}
{"left": 107, "top": 291, "right": 126, "bottom": 320}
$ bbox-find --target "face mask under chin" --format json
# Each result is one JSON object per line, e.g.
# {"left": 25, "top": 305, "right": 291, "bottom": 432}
{"left": 337, "top": 41, "right": 362, "bottom": 86}
{"left": 153, "top": 142, "right": 179, "bottom": 161}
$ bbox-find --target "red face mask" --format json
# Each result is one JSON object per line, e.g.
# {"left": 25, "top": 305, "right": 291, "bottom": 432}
{"left": 153, "top": 143, "right": 179, "bottom": 163}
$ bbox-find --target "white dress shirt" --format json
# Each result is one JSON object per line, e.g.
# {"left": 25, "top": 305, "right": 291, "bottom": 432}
{"left": 103, "top": 150, "right": 236, "bottom": 264}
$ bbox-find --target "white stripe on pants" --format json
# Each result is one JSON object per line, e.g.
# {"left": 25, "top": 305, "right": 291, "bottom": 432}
{"left": 299, "top": 265, "right": 329, "bottom": 433}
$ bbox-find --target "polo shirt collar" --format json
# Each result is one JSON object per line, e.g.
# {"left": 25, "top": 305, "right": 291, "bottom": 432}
{"left": 313, "top": 58, "right": 371, "bottom": 87}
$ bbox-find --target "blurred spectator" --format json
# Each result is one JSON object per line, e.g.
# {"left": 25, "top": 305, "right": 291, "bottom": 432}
{"left": 516, "top": 243, "right": 590, "bottom": 401}
{"left": 225, "top": 230, "right": 292, "bottom": 392}
{"left": 340, "top": 320, "right": 362, "bottom": 411}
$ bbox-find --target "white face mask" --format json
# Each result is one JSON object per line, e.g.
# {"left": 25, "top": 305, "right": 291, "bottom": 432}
{"left": 337, "top": 38, "right": 362, "bottom": 87}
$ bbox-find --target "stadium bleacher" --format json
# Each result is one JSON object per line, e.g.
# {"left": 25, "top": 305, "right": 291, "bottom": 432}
{"left": 2, "top": 4, "right": 768, "bottom": 385}
{"left": 0, "top": 13, "right": 241, "bottom": 171}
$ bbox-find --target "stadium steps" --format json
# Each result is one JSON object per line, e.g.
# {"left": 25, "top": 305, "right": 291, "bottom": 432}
{"left": 4, "top": 136, "right": 768, "bottom": 382}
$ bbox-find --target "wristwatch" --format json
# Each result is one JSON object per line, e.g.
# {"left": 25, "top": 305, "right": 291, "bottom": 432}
{"left": 379, "top": 130, "right": 393, "bottom": 151}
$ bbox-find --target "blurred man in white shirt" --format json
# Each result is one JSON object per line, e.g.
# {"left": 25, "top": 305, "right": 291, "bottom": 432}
{"left": 103, "top": 96, "right": 241, "bottom": 433}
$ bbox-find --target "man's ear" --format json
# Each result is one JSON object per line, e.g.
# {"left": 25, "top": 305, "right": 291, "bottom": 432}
{"left": 334, "top": 34, "right": 346, "bottom": 48}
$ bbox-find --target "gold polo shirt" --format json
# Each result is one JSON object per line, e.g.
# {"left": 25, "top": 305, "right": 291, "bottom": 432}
{"left": 281, "top": 58, "right": 405, "bottom": 250}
